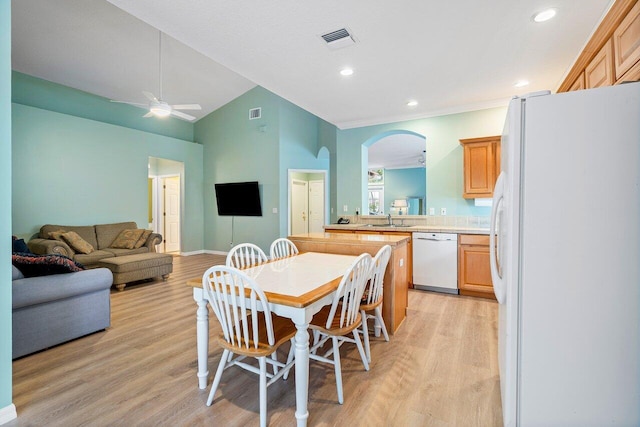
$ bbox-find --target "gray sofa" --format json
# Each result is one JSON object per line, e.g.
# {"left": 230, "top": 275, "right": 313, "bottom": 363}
{"left": 12, "top": 265, "right": 113, "bottom": 359}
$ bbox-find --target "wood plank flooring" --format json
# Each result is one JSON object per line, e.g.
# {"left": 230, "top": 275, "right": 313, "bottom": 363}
{"left": 8, "top": 253, "right": 503, "bottom": 426}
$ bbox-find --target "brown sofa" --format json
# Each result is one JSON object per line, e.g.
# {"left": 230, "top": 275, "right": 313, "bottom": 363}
{"left": 27, "top": 222, "right": 163, "bottom": 268}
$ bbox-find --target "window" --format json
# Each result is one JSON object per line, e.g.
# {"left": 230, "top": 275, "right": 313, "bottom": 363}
{"left": 368, "top": 186, "right": 384, "bottom": 215}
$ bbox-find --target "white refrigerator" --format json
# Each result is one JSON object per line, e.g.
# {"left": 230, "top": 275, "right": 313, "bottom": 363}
{"left": 490, "top": 82, "right": 640, "bottom": 426}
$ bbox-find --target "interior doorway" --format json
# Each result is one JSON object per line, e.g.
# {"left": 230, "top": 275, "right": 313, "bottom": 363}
{"left": 288, "top": 169, "right": 328, "bottom": 235}
{"left": 149, "top": 157, "right": 183, "bottom": 254}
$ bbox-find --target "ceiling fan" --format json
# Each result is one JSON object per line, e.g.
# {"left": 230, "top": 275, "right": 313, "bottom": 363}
{"left": 110, "top": 31, "right": 201, "bottom": 122}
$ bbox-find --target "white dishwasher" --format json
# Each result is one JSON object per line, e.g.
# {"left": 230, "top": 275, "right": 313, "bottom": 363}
{"left": 412, "top": 232, "right": 458, "bottom": 294}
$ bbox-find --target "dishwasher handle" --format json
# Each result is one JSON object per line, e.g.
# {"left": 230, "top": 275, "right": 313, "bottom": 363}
{"left": 414, "top": 235, "right": 456, "bottom": 242}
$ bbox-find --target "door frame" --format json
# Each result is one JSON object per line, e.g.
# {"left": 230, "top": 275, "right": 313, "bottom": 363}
{"left": 154, "top": 173, "right": 181, "bottom": 253}
{"left": 287, "top": 169, "right": 329, "bottom": 236}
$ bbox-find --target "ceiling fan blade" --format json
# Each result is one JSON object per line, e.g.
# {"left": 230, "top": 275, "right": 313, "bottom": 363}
{"left": 170, "top": 110, "right": 196, "bottom": 121}
{"left": 171, "top": 104, "right": 202, "bottom": 111}
{"left": 142, "top": 91, "right": 158, "bottom": 102}
{"left": 143, "top": 111, "right": 154, "bottom": 118}
{"left": 110, "top": 100, "right": 147, "bottom": 107}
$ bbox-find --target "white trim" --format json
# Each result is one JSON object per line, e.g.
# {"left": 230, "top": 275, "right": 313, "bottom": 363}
{"left": 287, "top": 169, "right": 329, "bottom": 236}
{"left": 0, "top": 404, "right": 17, "bottom": 425}
{"left": 202, "top": 249, "right": 229, "bottom": 256}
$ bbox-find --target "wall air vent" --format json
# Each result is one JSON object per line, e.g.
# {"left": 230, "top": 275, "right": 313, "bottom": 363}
{"left": 249, "top": 107, "right": 261, "bottom": 120}
{"left": 321, "top": 28, "right": 356, "bottom": 50}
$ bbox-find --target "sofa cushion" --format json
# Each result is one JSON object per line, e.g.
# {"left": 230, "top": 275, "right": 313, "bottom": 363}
{"left": 134, "top": 229, "right": 153, "bottom": 249}
{"left": 74, "top": 250, "right": 116, "bottom": 266}
{"left": 103, "top": 247, "right": 149, "bottom": 257}
{"left": 110, "top": 229, "right": 145, "bottom": 249}
{"left": 95, "top": 222, "right": 138, "bottom": 249}
{"left": 40, "top": 225, "right": 98, "bottom": 249}
{"left": 11, "top": 253, "right": 85, "bottom": 278}
{"left": 61, "top": 231, "right": 95, "bottom": 254}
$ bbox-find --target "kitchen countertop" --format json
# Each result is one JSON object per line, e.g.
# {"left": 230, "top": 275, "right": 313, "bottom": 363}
{"left": 289, "top": 232, "right": 410, "bottom": 245}
{"left": 323, "top": 223, "right": 489, "bottom": 235}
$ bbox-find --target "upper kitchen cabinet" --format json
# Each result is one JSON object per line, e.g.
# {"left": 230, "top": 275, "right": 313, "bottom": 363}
{"left": 586, "top": 40, "right": 615, "bottom": 88}
{"left": 460, "top": 136, "right": 500, "bottom": 199}
{"left": 559, "top": 0, "right": 640, "bottom": 92}
{"left": 614, "top": 1, "right": 640, "bottom": 81}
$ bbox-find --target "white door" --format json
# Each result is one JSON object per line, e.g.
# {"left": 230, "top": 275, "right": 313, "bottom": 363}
{"left": 308, "top": 180, "right": 324, "bottom": 233}
{"left": 291, "top": 179, "right": 308, "bottom": 234}
{"left": 163, "top": 176, "right": 181, "bottom": 253}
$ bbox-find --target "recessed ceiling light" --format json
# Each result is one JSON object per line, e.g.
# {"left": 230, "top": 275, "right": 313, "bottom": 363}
{"left": 340, "top": 68, "right": 354, "bottom": 76}
{"left": 533, "top": 8, "right": 556, "bottom": 23}
{"left": 407, "top": 100, "right": 418, "bottom": 107}
{"left": 514, "top": 80, "right": 530, "bottom": 88}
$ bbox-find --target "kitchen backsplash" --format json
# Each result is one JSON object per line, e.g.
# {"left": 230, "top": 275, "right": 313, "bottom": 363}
{"left": 340, "top": 215, "right": 490, "bottom": 228}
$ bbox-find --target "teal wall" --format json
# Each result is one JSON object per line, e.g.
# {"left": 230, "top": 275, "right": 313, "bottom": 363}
{"left": 12, "top": 104, "right": 205, "bottom": 252}
{"left": 12, "top": 72, "right": 195, "bottom": 142}
{"left": 195, "top": 87, "right": 329, "bottom": 253}
{"left": 385, "top": 167, "right": 426, "bottom": 213}
{"left": 336, "top": 107, "right": 507, "bottom": 217}
{"left": 1, "top": 0, "right": 13, "bottom": 416}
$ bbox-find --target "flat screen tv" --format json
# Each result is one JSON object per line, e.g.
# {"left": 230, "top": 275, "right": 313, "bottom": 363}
{"left": 215, "top": 181, "right": 262, "bottom": 216}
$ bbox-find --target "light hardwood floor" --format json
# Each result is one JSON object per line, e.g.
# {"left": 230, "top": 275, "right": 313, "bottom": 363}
{"left": 8, "top": 254, "right": 503, "bottom": 426}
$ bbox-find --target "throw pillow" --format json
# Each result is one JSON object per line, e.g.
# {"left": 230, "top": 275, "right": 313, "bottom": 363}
{"left": 12, "top": 236, "right": 31, "bottom": 254}
{"left": 111, "top": 228, "right": 145, "bottom": 249}
{"left": 48, "top": 230, "right": 66, "bottom": 241}
{"left": 133, "top": 229, "right": 153, "bottom": 249}
{"left": 61, "top": 231, "right": 95, "bottom": 254}
{"left": 11, "top": 253, "right": 85, "bottom": 278}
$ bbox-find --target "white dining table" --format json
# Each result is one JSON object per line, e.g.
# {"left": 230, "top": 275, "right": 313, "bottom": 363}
{"left": 187, "top": 251, "right": 358, "bottom": 427}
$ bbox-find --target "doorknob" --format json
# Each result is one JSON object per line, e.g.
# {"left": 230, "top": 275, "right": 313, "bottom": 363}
{"left": 302, "top": 211, "right": 306, "bottom": 221}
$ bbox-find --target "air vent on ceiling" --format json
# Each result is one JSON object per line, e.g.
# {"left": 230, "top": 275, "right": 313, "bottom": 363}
{"left": 249, "top": 107, "right": 261, "bottom": 120}
{"left": 321, "top": 28, "right": 356, "bottom": 50}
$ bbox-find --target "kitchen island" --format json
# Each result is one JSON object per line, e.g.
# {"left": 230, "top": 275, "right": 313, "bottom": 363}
{"left": 288, "top": 232, "right": 410, "bottom": 334}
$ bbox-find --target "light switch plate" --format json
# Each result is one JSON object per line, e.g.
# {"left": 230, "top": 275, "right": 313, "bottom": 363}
{"left": 440, "top": 207, "right": 447, "bottom": 215}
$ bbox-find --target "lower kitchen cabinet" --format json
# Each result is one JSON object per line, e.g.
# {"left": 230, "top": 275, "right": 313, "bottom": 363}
{"left": 458, "top": 234, "right": 495, "bottom": 300}
{"left": 348, "top": 229, "right": 413, "bottom": 289}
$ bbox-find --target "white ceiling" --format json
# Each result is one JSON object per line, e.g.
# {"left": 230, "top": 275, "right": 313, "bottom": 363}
{"left": 12, "top": 0, "right": 612, "bottom": 130}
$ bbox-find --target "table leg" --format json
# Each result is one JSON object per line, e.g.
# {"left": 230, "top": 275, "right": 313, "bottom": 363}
{"left": 194, "top": 289, "right": 210, "bottom": 390}
{"left": 294, "top": 322, "right": 310, "bottom": 426}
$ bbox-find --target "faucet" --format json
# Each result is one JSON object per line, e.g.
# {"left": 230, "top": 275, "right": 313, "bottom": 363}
{"left": 387, "top": 213, "right": 393, "bottom": 226}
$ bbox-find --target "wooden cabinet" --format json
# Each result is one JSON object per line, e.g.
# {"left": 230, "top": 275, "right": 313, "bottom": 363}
{"left": 289, "top": 232, "right": 410, "bottom": 333}
{"left": 350, "top": 229, "right": 413, "bottom": 289}
{"left": 459, "top": 136, "right": 501, "bottom": 199}
{"left": 458, "top": 234, "right": 495, "bottom": 300}
{"left": 559, "top": 0, "right": 640, "bottom": 92}
{"left": 614, "top": 0, "right": 640, "bottom": 79}
{"left": 568, "top": 72, "right": 586, "bottom": 91}
{"left": 586, "top": 39, "right": 615, "bottom": 88}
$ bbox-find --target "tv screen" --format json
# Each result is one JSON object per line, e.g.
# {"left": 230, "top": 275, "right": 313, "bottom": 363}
{"left": 215, "top": 181, "right": 262, "bottom": 216}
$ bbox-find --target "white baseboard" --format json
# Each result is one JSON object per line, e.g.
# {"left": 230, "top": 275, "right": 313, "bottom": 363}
{"left": 0, "top": 404, "right": 17, "bottom": 425}
{"left": 180, "top": 249, "right": 228, "bottom": 256}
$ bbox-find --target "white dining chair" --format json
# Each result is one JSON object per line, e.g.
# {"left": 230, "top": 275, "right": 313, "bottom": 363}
{"left": 202, "top": 265, "right": 296, "bottom": 427}
{"left": 304, "top": 252, "right": 372, "bottom": 404}
{"left": 360, "top": 245, "right": 392, "bottom": 364}
{"left": 226, "top": 243, "right": 268, "bottom": 269}
{"left": 269, "top": 238, "right": 299, "bottom": 260}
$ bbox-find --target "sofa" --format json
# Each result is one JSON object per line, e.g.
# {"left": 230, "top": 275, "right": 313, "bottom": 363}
{"left": 27, "top": 221, "right": 163, "bottom": 268}
{"left": 12, "top": 264, "right": 113, "bottom": 359}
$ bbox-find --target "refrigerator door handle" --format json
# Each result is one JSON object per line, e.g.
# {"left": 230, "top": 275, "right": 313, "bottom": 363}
{"left": 490, "top": 172, "right": 506, "bottom": 304}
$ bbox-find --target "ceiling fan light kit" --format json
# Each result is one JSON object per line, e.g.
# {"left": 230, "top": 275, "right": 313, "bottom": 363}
{"left": 150, "top": 101, "right": 171, "bottom": 117}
